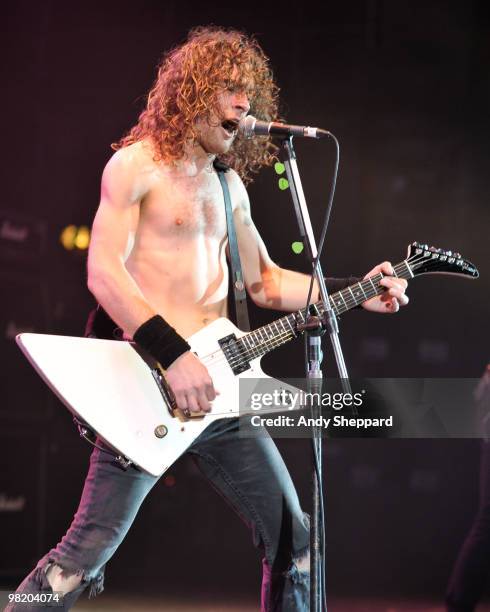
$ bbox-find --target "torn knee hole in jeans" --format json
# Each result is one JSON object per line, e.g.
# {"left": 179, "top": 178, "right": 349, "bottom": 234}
{"left": 41, "top": 560, "right": 105, "bottom": 598}
{"left": 285, "top": 548, "right": 310, "bottom": 584}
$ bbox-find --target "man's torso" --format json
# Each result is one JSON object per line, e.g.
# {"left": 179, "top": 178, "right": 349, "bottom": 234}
{"left": 122, "top": 141, "right": 237, "bottom": 338}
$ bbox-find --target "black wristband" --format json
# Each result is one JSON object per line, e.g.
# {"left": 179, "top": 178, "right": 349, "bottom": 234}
{"left": 133, "top": 315, "right": 191, "bottom": 369}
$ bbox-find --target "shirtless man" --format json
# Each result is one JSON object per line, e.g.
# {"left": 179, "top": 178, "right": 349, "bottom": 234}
{"left": 8, "top": 27, "right": 408, "bottom": 611}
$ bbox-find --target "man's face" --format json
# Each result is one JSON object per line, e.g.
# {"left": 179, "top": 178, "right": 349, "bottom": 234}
{"left": 195, "top": 88, "right": 250, "bottom": 156}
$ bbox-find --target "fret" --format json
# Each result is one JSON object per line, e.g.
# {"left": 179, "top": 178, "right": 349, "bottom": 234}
{"left": 279, "top": 319, "right": 287, "bottom": 334}
{"left": 347, "top": 286, "right": 356, "bottom": 304}
{"left": 357, "top": 282, "right": 368, "bottom": 300}
{"left": 403, "top": 260, "right": 414, "bottom": 278}
{"left": 241, "top": 338, "right": 252, "bottom": 359}
{"left": 272, "top": 336, "right": 282, "bottom": 349}
{"left": 285, "top": 315, "right": 296, "bottom": 334}
{"left": 339, "top": 290, "right": 349, "bottom": 311}
{"left": 368, "top": 276, "right": 377, "bottom": 294}
{"left": 330, "top": 291, "right": 345, "bottom": 310}
{"left": 238, "top": 337, "right": 247, "bottom": 354}
{"left": 316, "top": 300, "right": 326, "bottom": 315}
{"left": 361, "top": 281, "right": 374, "bottom": 299}
{"left": 239, "top": 338, "right": 251, "bottom": 361}
{"left": 367, "top": 281, "right": 375, "bottom": 297}
{"left": 348, "top": 285, "right": 364, "bottom": 305}
{"left": 329, "top": 296, "right": 340, "bottom": 316}
{"left": 243, "top": 336, "right": 257, "bottom": 357}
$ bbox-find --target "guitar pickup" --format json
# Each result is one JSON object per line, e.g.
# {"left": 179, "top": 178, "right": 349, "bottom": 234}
{"left": 218, "top": 333, "right": 250, "bottom": 375}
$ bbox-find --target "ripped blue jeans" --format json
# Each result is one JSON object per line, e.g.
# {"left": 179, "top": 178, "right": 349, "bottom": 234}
{"left": 7, "top": 418, "right": 310, "bottom": 611}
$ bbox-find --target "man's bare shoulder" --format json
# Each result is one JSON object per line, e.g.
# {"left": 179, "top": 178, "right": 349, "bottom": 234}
{"left": 101, "top": 141, "right": 160, "bottom": 204}
{"left": 104, "top": 140, "right": 156, "bottom": 175}
{"left": 225, "top": 167, "right": 250, "bottom": 212}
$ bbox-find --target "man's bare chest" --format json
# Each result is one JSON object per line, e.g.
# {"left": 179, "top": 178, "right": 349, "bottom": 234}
{"left": 140, "top": 171, "right": 228, "bottom": 239}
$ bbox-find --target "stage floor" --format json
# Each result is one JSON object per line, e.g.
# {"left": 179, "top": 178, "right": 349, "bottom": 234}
{"left": 74, "top": 595, "right": 490, "bottom": 611}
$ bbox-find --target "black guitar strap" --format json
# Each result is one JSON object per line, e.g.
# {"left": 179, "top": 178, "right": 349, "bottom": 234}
{"left": 214, "top": 159, "right": 250, "bottom": 331}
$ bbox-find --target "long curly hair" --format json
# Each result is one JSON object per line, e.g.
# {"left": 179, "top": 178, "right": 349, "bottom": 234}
{"left": 114, "top": 26, "right": 280, "bottom": 184}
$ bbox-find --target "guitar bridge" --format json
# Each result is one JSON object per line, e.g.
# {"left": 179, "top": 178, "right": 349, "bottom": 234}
{"left": 218, "top": 333, "right": 250, "bottom": 375}
{"left": 151, "top": 366, "right": 205, "bottom": 420}
{"left": 151, "top": 367, "right": 178, "bottom": 416}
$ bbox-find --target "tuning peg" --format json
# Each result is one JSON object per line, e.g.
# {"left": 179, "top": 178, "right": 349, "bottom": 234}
{"left": 422, "top": 243, "right": 429, "bottom": 250}
{"left": 454, "top": 252, "right": 461, "bottom": 258}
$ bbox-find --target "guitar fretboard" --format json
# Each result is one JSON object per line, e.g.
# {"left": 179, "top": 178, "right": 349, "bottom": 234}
{"left": 235, "top": 259, "right": 413, "bottom": 363}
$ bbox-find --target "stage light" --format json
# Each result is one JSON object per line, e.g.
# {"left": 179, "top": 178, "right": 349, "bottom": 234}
{"left": 60, "top": 225, "right": 91, "bottom": 251}
{"left": 74, "top": 226, "right": 90, "bottom": 250}
{"left": 60, "top": 225, "right": 78, "bottom": 250}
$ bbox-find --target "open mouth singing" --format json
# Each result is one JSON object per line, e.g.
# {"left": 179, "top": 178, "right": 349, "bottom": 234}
{"left": 221, "top": 119, "right": 239, "bottom": 136}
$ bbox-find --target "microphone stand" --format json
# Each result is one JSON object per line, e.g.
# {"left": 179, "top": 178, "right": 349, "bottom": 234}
{"left": 280, "top": 135, "right": 352, "bottom": 612}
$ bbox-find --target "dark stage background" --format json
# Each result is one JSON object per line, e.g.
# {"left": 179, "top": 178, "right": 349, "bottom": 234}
{"left": 1, "top": 0, "right": 489, "bottom": 606}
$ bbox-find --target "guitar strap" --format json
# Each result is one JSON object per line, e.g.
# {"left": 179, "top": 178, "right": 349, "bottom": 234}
{"left": 214, "top": 159, "right": 250, "bottom": 331}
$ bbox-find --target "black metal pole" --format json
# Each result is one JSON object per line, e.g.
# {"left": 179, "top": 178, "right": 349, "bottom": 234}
{"left": 280, "top": 135, "right": 351, "bottom": 612}
{"left": 307, "top": 330, "right": 324, "bottom": 612}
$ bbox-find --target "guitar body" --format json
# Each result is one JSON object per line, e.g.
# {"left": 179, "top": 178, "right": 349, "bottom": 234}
{"left": 17, "top": 318, "right": 271, "bottom": 477}
{"left": 16, "top": 243, "right": 479, "bottom": 477}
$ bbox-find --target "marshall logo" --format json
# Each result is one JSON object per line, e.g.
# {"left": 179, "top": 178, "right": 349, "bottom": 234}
{"left": 0, "top": 212, "right": 45, "bottom": 260}
{"left": 0, "top": 219, "right": 29, "bottom": 243}
{"left": 0, "top": 493, "right": 26, "bottom": 512}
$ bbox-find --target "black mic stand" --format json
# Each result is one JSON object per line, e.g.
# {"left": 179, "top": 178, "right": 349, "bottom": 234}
{"left": 280, "top": 136, "right": 352, "bottom": 612}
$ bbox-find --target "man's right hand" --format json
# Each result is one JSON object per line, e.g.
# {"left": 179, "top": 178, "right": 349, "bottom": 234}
{"left": 165, "top": 351, "right": 218, "bottom": 415}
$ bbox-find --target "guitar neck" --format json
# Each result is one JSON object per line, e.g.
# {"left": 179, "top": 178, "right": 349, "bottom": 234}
{"left": 317, "top": 259, "right": 413, "bottom": 317}
{"left": 237, "top": 259, "right": 413, "bottom": 361}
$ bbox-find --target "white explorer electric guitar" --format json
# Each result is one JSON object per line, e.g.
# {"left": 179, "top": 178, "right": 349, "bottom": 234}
{"left": 16, "top": 243, "right": 478, "bottom": 476}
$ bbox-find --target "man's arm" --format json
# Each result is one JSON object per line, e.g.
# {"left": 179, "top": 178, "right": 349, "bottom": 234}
{"left": 227, "top": 169, "right": 408, "bottom": 313}
{"left": 87, "top": 148, "right": 155, "bottom": 336}
{"left": 87, "top": 149, "right": 216, "bottom": 414}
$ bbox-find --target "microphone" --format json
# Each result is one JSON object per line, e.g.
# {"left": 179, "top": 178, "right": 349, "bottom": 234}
{"left": 238, "top": 115, "right": 330, "bottom": 139}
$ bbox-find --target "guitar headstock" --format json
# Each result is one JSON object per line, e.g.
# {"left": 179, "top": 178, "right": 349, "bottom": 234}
{"left": 406, "top": 242, "right": 479, "bottom": 278}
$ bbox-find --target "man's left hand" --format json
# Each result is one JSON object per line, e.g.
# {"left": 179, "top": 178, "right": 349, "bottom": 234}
{"left": 361, "top": 261, "right": 409, "bottom": 313}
